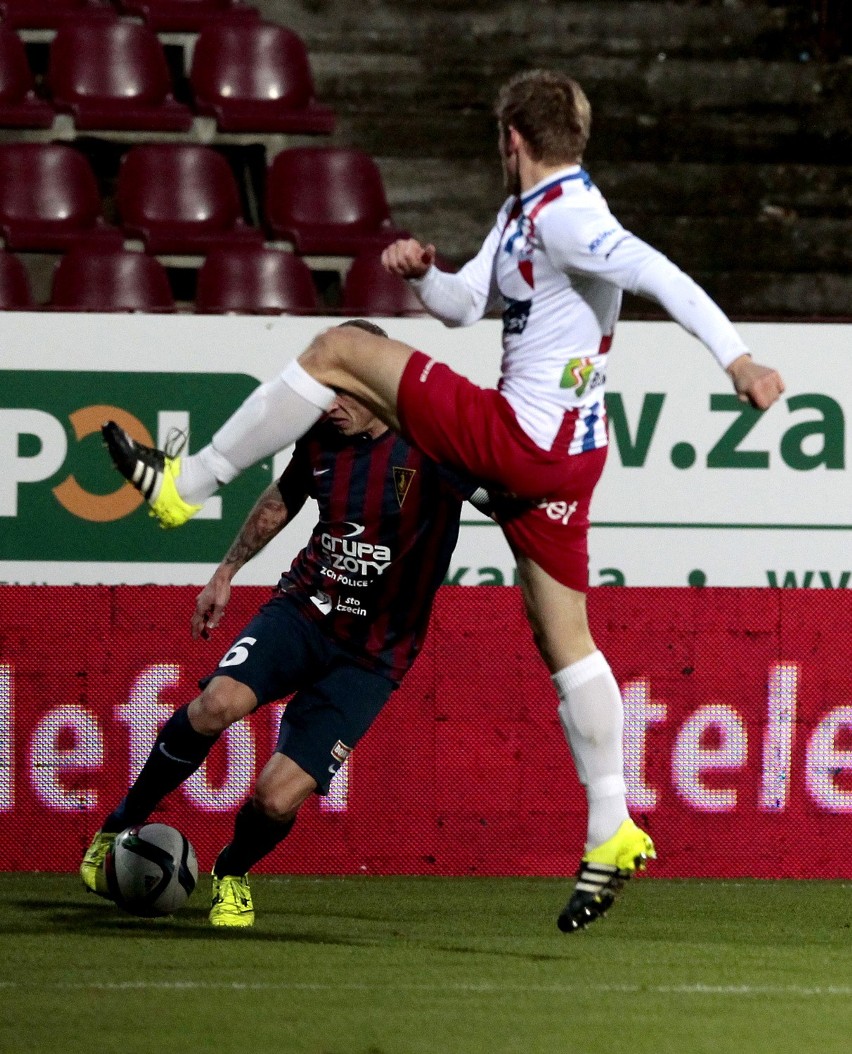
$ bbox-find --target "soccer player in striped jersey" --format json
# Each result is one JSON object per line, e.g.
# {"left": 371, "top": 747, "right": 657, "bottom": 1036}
{"left": 102, "top": 73, "right": 785, "bottom": 932}
{"left": 84, "top": 327, "right": 479, "bottom": 926}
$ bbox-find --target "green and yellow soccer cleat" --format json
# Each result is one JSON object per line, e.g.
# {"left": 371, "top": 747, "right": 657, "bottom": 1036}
{"left": 101, "top": 421, "right": 201, "bottom": 529}
{"left": 557, "top": 818, "right": 656, "bottom": 933}
{"left": 209, "top": 874, "right": 255, "bottom": 928}
{"left": 80, "top": 830, "right": 116, "bottom": 899}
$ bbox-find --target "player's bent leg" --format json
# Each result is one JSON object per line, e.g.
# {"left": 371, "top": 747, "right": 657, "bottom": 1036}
{"left": 80, "top": 830, "right": 116, "bottom": 899}
{"left": 209, "top": 757, "right": 316, "bottom": 929}
{"left": 101, "top": 421, "right": 201, "bottom": 529}
{"left": 557, "top": 819, "right": 656, "bottom": 933}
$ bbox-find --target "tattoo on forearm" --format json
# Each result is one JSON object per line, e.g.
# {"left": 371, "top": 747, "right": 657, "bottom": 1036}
{"left": 223, "top": 488, "right": 289, "bottom": 568}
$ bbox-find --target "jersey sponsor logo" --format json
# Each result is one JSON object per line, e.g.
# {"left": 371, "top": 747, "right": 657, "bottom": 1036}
{"left": 320, "top": 532, "right": 392, "bottom": 576}
{"left": 320, "top": 567, "right": 367, "bottom": 588}
{"left": 560, "top": 357, "right": 606, "bottom": 397}
{"left": 588, "top": 227, "right": 618, "bottom": 254}
{"left": 392, "top": 467, "right": 416, "bottom": 507}
{"left": 313, "top": 468, "right": 330, "bottom": 476}
{"left": 502, "top": 296, "right": 532, "bottom": 336}
{"left": 341, "top": 521, "right": 365, "bottom": 538}
{"left": 536, "top": 498, "right": 578, "bottom": 525}
{"left": 418, "top": 358, "right": 436, "bottom": 383}
{"left": 335, "top": 596, "right": 367, "bottom": 617}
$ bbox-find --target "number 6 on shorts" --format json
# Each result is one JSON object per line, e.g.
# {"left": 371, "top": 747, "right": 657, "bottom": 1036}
{"left": 219, "top": 636, "right": 257, "bottom": 668}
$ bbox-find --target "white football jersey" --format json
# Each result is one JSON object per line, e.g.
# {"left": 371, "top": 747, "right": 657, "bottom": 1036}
{"left": 413, "top": 164, "right": 748, "bottom": 453}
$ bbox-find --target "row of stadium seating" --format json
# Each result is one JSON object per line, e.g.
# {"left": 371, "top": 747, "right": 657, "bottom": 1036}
{"left": 0, "top": 244, "right": 426, "bottom": 313}
{"left": 0, "top": 0, "right": 257, "bottom": 32}
{"left": 0, "top": 3, "right": 418, "bottom": 316}
{"left": 0, "top": 16, "right": 334, "bottom": 134}
{"left": 0, "top": 142, "right": 408, "bottom": 256}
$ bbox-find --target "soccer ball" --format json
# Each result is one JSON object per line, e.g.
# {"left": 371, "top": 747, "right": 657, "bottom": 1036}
{"left": 105, "top": 823, "right": 198, "bottom": 918}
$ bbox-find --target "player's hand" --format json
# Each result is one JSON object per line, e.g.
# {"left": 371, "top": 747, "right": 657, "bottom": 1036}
{"left": 381, "top": 238, "right": 436, "bottom": 279}
{"left": 191, "top": 576, "right": 231, "bottom": 640}
{"left": 727, "top": 354, "right": 785, "bottom": 411}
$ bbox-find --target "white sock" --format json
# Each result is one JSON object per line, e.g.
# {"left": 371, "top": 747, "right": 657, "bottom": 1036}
{"left": 552, "top": 650, "right": 629, "bottom": 851}
{"left": 175, "top": 361, "right": 335, "bottom": 505}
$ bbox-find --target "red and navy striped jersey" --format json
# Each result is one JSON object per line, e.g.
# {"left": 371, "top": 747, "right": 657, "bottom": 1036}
{"left": 275, "top": 420, "right": 471, "bottom": 684}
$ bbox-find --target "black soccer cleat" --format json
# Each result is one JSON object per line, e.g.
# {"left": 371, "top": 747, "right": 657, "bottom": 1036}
{"left": 102, "top": 420, "right": 165, "bottom": 500}
{"left": 557, "top": 819, "right": 656, "bottom": 933}
{"left": 101, "top": 420, "right": 200, "bottom": 528}
{"left": 557, "top": 862, "right": 625, "bottom": 933}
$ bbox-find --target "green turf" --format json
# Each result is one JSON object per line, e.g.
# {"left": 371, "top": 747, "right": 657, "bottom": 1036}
{"left": 1, "top": 874, "right": 851, "bottom": 1054}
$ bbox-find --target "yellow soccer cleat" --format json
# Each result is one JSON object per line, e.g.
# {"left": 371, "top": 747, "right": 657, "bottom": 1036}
{"left": 557, "top": 818, "right": 656, "bottom": 933}
{"left": 80, "top": 830, "right": 116, "bottom": 899}
{"left": 209, "top": 874, "right": 255, "bottom": 928}
{"left": 101, "top": 420, "right": 201, "bottom": 529}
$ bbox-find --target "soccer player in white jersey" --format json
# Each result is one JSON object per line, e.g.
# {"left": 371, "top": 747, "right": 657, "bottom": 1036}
{"left": 103, "top": 71, "right": 785, "bottom": 932}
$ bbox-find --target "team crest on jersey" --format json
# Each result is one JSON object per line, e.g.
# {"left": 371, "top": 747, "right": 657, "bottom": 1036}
{"left": 330, "top": 740, "right": 352, "bottom": 764}
{"left": 392, "top": 467, "right": 416, "bottom": 506}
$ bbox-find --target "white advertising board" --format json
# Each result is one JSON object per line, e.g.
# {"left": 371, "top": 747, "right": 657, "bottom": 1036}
{"left": 1, "top": 313, "right": 849, "bottom": 587}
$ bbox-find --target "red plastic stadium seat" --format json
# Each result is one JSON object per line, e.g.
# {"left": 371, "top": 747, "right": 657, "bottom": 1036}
{"left": 116, "top": 0, "right": 257, "bottom": 32}
{"left": 0, "top": 143, "right": 120, "bottom": 251}
{"left": 0, "top": 0, "right": 104, "bottom": 30}
{"left": 196, "top": 247, "right": 319, "bottom": 314}
{"left": 116, "top": 144, "right": 263, "bottom": 254}
{"left": 341, "top": 251, "right": 426, "bottom": 316}
{"left": 0, "top": 26, "right": 54, "bottom": 128}
{"left": 50, "top": 244, "right": 175, "bottom": 312}
{"left": 47, "top": 16, "right": 193, "bottom": 132}
{"left": 265, "top": 147, "right": 409, "bottom": 256}
{"left": 0, "top": 250, "right": 35, "bottom": 309}
{"left": 190, "top": 20, "right": 334, "bottom": 134}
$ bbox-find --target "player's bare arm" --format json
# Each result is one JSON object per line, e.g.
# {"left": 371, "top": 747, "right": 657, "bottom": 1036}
{"left": 381, "top": 237, "right": 435, "bottom": 278}
{"left": 191, "top": 483, "right": 294, "bottom": 640}
{"left": 726, "top": 354, "right": 786, "bottom": 411}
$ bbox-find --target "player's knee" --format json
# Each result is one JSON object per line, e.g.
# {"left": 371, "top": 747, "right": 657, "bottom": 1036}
{"left": 301, "top": 323, "right": 380, "bottom": 378}
{"left": 300, "top": 326, "right": 348, "bottom": 375}
{"left": 192, "top": 679, "right": 251, "bottom": 734}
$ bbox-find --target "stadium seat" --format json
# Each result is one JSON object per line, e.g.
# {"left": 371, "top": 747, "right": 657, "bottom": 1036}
{"left": 50, "top": 244, "right": 175, "bottom": 312}
{"left": 265, "top": 147, "right": 409, "bottom": 256}
{"left": 47, "top": 16, "right": 193, "bottom": 132}
{"left": 116, "top": 0, "right": 258, "bottom": 32}
{"left": 116, "top": 144, "right": 263, "bottom": 254}
{"left": 195, "top": 247, "right": 319, "bottom": 314}
{"left": 0, "top": 25, "right": 54, "bottom": 128}
{"left": 189, "top": 20, "right": 335, "bottom": 134}
{"left": 0, "top": 143, "right": 120, "bottom": 250}
{"left": 0, "top": 0, "right": 103, "bottom": 30}
{"left": 0, "top": 250, "right": 35, "bottom": 309}
{"left": 341, "top": 251, "right": 426, "bottom": 316}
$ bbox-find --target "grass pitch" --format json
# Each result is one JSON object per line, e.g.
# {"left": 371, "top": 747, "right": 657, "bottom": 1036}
{"left": 1, "top": 874, "right": 850, "bottom": 1054}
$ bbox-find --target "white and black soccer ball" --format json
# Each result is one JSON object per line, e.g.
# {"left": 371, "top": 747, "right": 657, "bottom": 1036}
{"left": 105, "top": 823, "right": 198, "bottom": 918}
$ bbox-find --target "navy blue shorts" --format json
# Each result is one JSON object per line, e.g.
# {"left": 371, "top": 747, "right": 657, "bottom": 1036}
{"left": 200, "top": 593, "right": 395, "bottom": 794}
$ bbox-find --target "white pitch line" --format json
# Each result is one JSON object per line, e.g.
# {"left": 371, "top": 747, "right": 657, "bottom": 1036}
{"left": 0, "top": 981, "right": 850, "bottom": 997}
